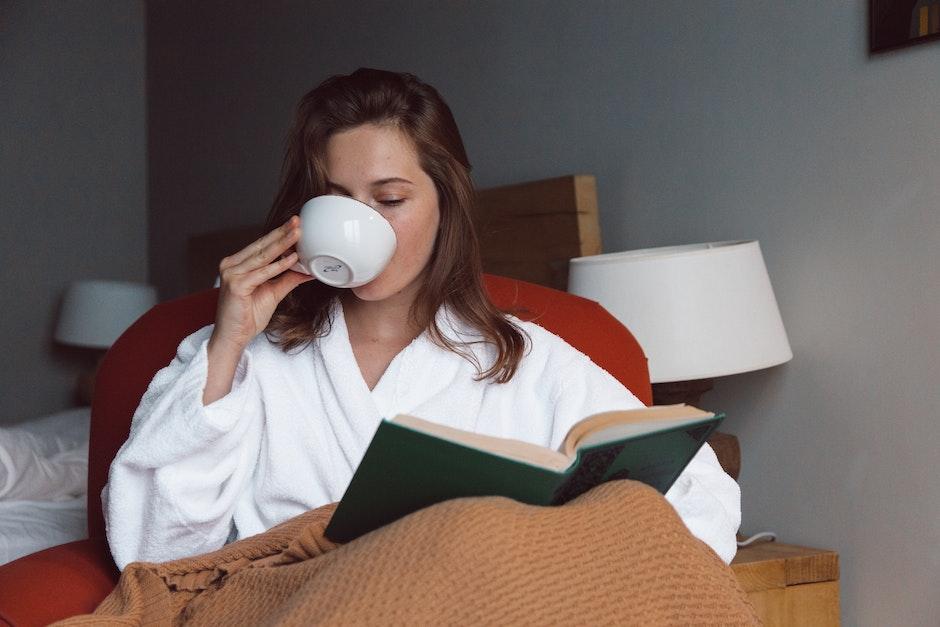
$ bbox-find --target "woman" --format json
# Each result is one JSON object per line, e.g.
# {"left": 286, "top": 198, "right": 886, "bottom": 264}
{"left": 103, "top": 68, "right": 740, "bottom": 571}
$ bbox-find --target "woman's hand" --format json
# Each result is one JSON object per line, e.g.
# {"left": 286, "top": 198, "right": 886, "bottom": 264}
{"left": 210, "top": 215, "right": 313, "bottom": 352}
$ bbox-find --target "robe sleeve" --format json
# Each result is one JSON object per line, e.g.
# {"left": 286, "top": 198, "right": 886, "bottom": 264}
{"left": 549, "top": 354, "right": 741, "bottom": 564}
{"left": 102, "top": 324, "right": 264, "bottom": 570}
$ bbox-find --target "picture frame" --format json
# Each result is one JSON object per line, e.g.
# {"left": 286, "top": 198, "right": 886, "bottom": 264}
{"left": 870, "top": 0, "right": 940, "bottom": 52}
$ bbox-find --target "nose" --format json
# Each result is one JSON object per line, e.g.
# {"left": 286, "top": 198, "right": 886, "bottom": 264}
{"left": 339, "top": 192, "right": 373, "bottom": 209}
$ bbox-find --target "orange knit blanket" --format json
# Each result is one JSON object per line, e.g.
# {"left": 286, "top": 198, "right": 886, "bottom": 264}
{"left": 54, "top": 481, "right": 758, "bottom": 625}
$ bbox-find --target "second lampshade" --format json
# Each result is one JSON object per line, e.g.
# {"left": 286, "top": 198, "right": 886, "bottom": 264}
{"left": 55, "top": 280, "right": 158, "bottom": 349}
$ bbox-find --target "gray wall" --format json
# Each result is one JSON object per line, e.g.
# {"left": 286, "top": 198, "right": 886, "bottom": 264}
{"left": 147, "top": 1, "right": 938, "bottom": 624}
{"left": 0, "top": 2, "right": 147, "bottom": 424}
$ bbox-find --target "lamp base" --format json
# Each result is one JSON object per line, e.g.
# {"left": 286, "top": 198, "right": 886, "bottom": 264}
{"left": 74, "top": 351, "right": 106, "bottom": 407}
{"left": 651, "top": 378, "right": 714, "bottom": 406}
{"left": 652, "top": 379, "right": 740, "bottom": 481}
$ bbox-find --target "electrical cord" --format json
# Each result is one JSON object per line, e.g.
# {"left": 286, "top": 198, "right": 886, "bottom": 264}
{"left": 736, "top": 531, "right": 777, "bottom": 547}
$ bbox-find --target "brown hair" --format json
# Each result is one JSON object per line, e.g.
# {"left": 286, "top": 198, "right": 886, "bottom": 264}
{"left": 262, "top": 68, "right": 527, "bottom": 383}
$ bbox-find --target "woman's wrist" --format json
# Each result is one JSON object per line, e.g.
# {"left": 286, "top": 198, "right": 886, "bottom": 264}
{"left": 204, "top": 335, "right": 247, "bottom": 406}
{"left": 207, "top": 334, "right": 247, "bottom": 360}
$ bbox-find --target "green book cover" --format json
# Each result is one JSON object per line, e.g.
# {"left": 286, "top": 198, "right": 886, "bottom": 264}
{"left": 324, "top": 405, "right": 724, "bottom": 543}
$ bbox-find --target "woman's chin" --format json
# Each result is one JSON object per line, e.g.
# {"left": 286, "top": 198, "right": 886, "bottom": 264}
{"left": 348, "top": 278, "right": 391, "bottom": 301}
{"left": 348, "top": 272, "right": 421, "bottom": 303}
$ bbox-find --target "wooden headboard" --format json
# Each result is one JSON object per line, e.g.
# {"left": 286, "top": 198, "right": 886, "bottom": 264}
{"left": 187, "top": 174, "right": 601, "bottom": 293}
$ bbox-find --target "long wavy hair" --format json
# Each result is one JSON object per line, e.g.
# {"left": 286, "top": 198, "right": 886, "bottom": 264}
{"left": 262, "top": 68, "right": 527, "bottom": 383}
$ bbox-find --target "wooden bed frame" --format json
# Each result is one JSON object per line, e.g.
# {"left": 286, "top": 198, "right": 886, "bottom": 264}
{"left": 186, "top": 174, "right": 601, "bottom": 293}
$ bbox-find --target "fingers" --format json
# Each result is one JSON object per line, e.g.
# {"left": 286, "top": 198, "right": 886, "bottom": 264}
{"left": 270, "top": 265, "right": 316, "bottom": 302}
{"left": 240, "top": 250, "right": 301, "bottom": 292}
{"left": 220, "top": 216, "right": 299, "bottom": 274}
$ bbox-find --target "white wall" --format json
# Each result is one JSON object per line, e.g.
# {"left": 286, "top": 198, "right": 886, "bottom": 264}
{"left": 613, "top": 4, "right": 940, "bottom": 624}
{"left": 0, "top": 1, "right": 147, "bottom": 424}
{"left": 146, "top": 1, "right": 940, "bottom": 623}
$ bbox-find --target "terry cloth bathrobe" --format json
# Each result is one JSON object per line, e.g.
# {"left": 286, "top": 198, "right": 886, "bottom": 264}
{"left": 102, "top": 299, "right": 741, "bottom": 571}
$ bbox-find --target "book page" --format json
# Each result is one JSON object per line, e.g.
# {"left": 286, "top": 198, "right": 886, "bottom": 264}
{"left": 560, "top": 404, "right": 714, "bottom": 458}
{"left": 391, "top": 414, "right": 573, "bottom": 471}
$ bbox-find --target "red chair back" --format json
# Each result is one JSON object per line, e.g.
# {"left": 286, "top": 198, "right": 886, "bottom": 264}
{"left": 87, "top": 275, "right": 651, "bottom": 538}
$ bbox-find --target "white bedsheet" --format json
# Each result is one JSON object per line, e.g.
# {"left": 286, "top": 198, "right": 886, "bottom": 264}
{"left": 0, "top": 496, "right": 88, "bottom": 565}
{"left": 0, "top": 406, "right": 91, "bottom": 566}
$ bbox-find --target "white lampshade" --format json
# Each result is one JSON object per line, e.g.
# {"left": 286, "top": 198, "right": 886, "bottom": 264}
{"left": 55, "top": 280, "right": 158, "bottom": 349}
{"left": 568, "top": 240, "right": 792, "bottom": 383}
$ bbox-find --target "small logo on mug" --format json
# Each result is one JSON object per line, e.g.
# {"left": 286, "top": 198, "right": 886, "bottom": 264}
{"left": 322, "top": 264, "right": 344, "bottom": 273}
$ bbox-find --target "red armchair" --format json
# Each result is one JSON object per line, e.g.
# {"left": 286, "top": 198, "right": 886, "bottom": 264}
{"left": 0, "top": 275, "right": 650, "bottom": 626}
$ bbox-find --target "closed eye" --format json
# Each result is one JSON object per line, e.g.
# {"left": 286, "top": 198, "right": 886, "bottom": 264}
{"left": 379, "top": 199, "right": 405, "bottom": 206}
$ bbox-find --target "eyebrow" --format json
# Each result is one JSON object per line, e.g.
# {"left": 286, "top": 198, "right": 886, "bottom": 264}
{"left": 326, "top": 178, "right": 414, "bottom": 193}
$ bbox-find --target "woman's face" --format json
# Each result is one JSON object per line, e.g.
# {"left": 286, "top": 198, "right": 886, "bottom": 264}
{"left": 323, "top": 123, "right": 440, "bottom": 302}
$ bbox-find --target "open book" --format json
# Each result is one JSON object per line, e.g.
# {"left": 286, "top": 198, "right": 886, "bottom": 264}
{"left": 324, "top": 404, "right": 723, "bottom": 542}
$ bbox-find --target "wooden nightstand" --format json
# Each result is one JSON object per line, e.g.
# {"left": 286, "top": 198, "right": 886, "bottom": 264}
{"left": 731, "top": 541, "right": 840, "bottom": 626}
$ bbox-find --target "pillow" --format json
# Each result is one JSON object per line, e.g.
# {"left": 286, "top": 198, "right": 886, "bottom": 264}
{"left": 0, "top": 407, "right": 90, "bottom": 501}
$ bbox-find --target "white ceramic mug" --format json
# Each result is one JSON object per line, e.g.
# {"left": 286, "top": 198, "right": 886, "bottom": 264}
{"left": 289, "top": 195, "right": 397, "bottom": 288}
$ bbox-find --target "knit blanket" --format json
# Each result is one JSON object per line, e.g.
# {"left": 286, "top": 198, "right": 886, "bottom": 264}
{"left": 54, "top": 481, "right": 758, "bottom": 625}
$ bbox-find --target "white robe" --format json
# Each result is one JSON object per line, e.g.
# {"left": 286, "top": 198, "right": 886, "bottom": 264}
{"left": 103, "top": 299, "right": 740, "bottom": 571}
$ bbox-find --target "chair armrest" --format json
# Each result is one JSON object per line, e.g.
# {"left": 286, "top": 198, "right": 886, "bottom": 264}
{"left": 0, "top": 537, "right": 118, "bottom": 627}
